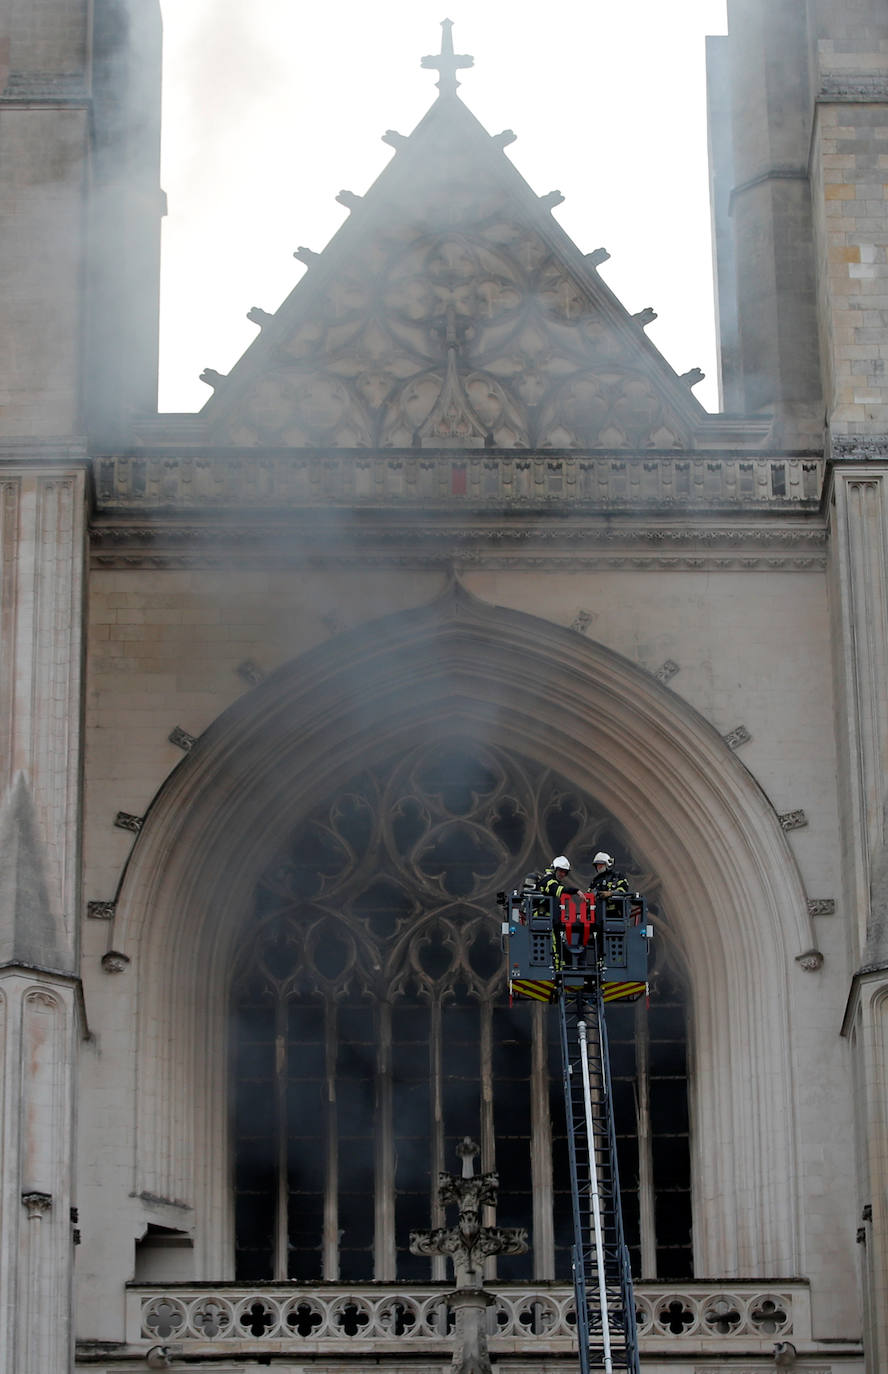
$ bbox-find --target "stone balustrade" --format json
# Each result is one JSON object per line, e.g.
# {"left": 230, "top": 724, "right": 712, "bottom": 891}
{"left": 123, "top": 1280, "right": 820, "bottom": 1360}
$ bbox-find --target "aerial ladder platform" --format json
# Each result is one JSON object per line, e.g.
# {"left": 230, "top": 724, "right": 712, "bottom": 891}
{"left": 501, "top": 885, "right": 651, "bottom": 1374}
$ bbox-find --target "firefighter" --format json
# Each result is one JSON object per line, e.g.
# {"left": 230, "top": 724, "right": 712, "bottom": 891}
{"left": 590, "top": 851, "right": 629, "bottom": 895}
{"left": 540, "top": 855, "right": 580, "bottom": 899}
{"left": 538, "top": 857, "right": 579, "bottom": 968}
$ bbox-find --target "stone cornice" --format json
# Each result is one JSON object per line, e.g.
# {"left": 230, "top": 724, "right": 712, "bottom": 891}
{"left": 830, "top": 435, "right": 888, "bottom": 462}
{"left": 818, "top": 75, "right": 888, "bottom": 103}
{"left": 0, "top": 73, "right": 90, "bottom": 107}
{"left": 0, "top": 438, "right": 90, "bottom": 466}
{"left": 89, "top": 448, "right": 827, "bottom": 568}
{"left": 89, "top": 518, "right": 826, "bottom": 572}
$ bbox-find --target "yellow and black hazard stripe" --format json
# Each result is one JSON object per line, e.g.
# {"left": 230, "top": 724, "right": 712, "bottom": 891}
{"left": 511, "top": 978, "right": 647, "bottom": 1004}
{"left": 602, "top": 981, "right": 647, "bottom": 1003}
{"left": 510, "top": 978, "right": 558, "bottom": 1003}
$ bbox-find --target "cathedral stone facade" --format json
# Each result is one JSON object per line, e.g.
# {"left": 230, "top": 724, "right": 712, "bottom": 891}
{"left": 0, "top": 2, "right": 886, "bottom": 1370}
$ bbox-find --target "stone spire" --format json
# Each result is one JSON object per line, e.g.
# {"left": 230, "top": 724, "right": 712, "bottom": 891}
{"left": 421, "top": 19, "right": 474, "bottom": 97}
{"left": 410, "top": 1138, "right": 527, "bottom": 1374}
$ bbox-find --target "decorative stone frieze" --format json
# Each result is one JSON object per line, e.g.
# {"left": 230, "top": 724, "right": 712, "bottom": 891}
{"left": 820, "top": 75, "right": 888, "bottom": 102}
{"left": 722, "top": 726, "right": 751, "bottom": 750}
{"left": 93, "top": 549, "right": 830, "bottom": 574}
{"left": 86, "top": 901, "right": 117, "bottom": 920}
{"left": 114, "top": 812, "right": 143, "bottom": 834}
{"left": 807, "top": 899, "right": 835, "bottom": 917}
{"left": 1, "top": 73, "right": 89, "bottom": 103}
{"left": 832, "top": 435, "right": 888, "bottom": 461}
{"left": 92, "top": 452, "right": 825, "bottom": 511}
{"left": 778, "top": 810, "right": 807, "bottom": 832}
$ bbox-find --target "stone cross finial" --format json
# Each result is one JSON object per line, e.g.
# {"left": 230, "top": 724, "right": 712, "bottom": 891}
{"left": 410, "top": 1137, "right": 527, "bottom": 1374}
{"left": 410, "top": 1136, "right": 527, "bottom": 1289}
{"left": 421, "top": 19, "right": 474, "bottom": 97}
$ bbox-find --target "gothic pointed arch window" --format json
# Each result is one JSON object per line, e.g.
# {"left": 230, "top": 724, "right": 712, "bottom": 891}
{"left": 231, "top": 738, "right": 692, "bottom": 1282}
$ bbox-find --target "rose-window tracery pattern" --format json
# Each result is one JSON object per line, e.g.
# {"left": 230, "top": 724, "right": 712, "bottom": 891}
{"left": 214, "top": 183, "right": 692, "bottom": 451}
{"left": 231, "top": 738, "right": 691, "bottom": 1283}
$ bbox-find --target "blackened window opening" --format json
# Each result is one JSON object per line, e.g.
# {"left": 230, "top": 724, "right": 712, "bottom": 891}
{"left": 605, "top": 954, "right": 692, "bottom": 1280}
{"left": 230, "top": 738, "right": 693, "bottom": 1282}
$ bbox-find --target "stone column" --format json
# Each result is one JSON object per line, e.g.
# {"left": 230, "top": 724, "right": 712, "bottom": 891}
{"left": 0, "top": 461, "right": 87, "bottom": 1371}
{"left": 828, "top": 464, "right": 888, "bottom": 956}
{"left": 0, "top": 975, "right": 79, "bottom": 1372}
{"left": 829, "top": 461, "right": 888, "bottom": 1373}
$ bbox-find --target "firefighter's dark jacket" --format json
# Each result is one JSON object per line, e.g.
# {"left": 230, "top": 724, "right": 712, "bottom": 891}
{"left": 540, "top": 867, "right": 579, "bottom": 899}
{"left": 590, "top": 868, "right": 630, "bottom": 895}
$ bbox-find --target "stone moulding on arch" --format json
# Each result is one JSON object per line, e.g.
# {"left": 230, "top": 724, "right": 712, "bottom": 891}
{"left": 110, "top": 582, "right": 811, "bottom": 1278}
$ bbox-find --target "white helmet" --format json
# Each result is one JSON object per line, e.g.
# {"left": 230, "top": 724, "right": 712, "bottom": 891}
{"left": 593, "top": 851, "right": 613, "bottom": 867}
{"left": 552, "top": 855, "right": 570, "bottom": 871}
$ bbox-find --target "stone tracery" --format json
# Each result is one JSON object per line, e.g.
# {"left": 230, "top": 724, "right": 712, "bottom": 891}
{"left": 210, "top": 187, "right": 696, "bottom": 451}
{"left": 230, "top": 737, "right": 689, "bottom": 1283}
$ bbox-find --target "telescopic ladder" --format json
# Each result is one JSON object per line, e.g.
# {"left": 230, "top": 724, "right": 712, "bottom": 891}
{"left": 559, "top": 981, "right": 640, "bottom": 1374}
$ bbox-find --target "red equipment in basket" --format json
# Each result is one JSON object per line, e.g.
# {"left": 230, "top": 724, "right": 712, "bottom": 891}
{"left": 560, "top": 892, "right": 596, "bottom": 950}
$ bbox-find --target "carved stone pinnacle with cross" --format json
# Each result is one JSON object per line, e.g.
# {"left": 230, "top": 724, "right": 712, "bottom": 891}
{"left": 409, "top": 1137, "right": 527, "bottom": 1290}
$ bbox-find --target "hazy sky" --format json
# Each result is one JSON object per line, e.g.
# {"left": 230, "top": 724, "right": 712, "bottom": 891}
{"left": 158, "top": 1, "right": 729, "bottom": 415}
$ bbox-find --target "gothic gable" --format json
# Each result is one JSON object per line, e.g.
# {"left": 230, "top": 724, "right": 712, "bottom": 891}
{"left": 200, "top": 89, "right": 706, "bottom": 451}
